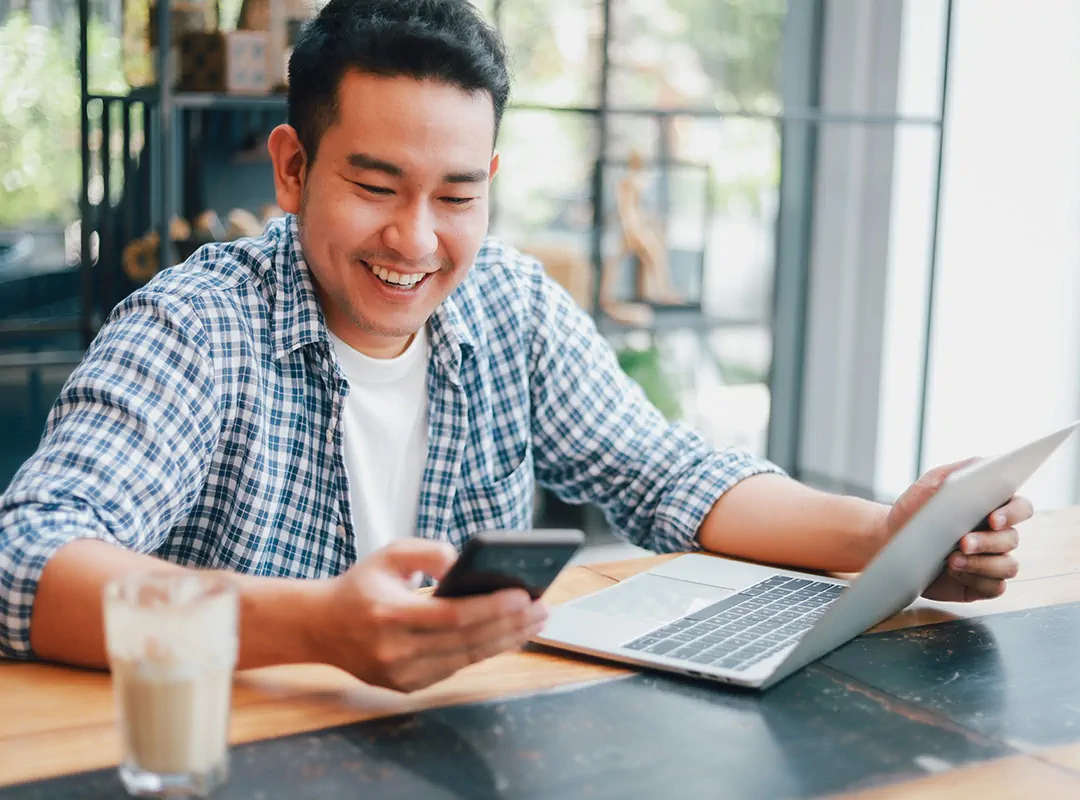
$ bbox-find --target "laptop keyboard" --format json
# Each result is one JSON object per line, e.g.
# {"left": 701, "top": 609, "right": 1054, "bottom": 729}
{"left": 622, "top": 575, "right": 845, "bottom": 672}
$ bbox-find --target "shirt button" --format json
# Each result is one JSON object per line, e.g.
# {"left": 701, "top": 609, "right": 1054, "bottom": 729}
{"left": 336, "top": 524, "right": 346, "bottom": 537}
{"left": 326, "top": 426, "right": 334, "bottom": 443}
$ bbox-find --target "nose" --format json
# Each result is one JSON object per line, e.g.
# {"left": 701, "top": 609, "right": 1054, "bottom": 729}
{"left": 383, "top": 201, "right": 438, "bottom": 263}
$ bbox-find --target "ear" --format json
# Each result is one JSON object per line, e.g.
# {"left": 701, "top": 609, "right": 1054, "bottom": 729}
{"left": 488, "top": 150, "right": 500, "bottom": 184}
{"left": 267, "top": 124, "right": 307, "bottom": 215}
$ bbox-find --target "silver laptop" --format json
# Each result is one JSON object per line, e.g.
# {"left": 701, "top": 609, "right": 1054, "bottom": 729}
{"left": 536, "top": 421, "right": 1079, "bottom": 690}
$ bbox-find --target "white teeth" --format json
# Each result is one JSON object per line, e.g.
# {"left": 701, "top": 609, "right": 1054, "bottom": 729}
{"left": 370, "top": 263, "right": 424, "bottom": 287}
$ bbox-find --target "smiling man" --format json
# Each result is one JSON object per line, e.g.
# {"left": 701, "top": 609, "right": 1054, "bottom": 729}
{"left": 0, "top": 0, "right": 1030, "bottom": 691}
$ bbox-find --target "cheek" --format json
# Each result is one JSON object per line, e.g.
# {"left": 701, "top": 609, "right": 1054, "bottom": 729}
{"left": 306, "top": 176, "right": 371, "bottom": 232}
{"left": 309, "top": 197, "right": 382, "bottom": 264}
{"left": 325, "top": 196, "right": 375, "bottom": 239}
{"left": 300, "top": 203, "right": 354, "bottom": 283}
{"left": 441, "top": 208, "right": 490, "bottom": 266}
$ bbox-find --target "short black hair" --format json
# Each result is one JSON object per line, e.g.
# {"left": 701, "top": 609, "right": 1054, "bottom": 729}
{"left": 287, "top": 0, "right": 510, "bottom": 162}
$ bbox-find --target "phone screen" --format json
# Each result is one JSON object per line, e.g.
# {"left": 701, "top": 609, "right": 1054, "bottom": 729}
{"left": 434, "top": 531, "right": 584, "bottom": 599}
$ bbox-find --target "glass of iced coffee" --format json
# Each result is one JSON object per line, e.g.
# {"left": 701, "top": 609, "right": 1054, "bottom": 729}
{"left": 103, "top": 572, "right": 239, "bottom": 797}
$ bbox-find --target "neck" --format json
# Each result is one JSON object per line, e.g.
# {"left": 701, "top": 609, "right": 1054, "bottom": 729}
{"left": 332, "top": 326, "right": 415, "bottom": 359}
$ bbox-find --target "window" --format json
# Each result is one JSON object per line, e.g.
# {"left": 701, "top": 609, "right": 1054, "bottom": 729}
{"left": 485, "top": 0, "right": 789, "bottom": 458}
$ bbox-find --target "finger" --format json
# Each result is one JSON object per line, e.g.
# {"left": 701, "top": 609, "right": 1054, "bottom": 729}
{"left": 434, "top": 617, "right": 548, "bottom": 670}
{"left": 922, "top": 456, "right": 982, "bottom": 487}
{"left": 396, "top": 619, "right": 547, "bottom": 691}
{"left": 946, "top": 564, "right": 1009, "bottom": 598}
{"left": 959, "top": 575, "right": 1007, "bottom": 601}
{"left": 461, "top": 618, "right": 548, "bottom": 663}
{"left": 415, "top": 600, "right": 548, "bottom": 656}
{"left": 390, "top": 588, "right": 534, "bottom": 631}
{"left": 957, "top": 528, "right": 1020, "bottom": 556}
{"left": 949, "top": 552, "right": 1019, "bottom": 580}
{"left": 996, "top": 495, "right": 1034, "bottom": 528}
{"left": 377, "top": 539, "right": 458, "bottom": 581}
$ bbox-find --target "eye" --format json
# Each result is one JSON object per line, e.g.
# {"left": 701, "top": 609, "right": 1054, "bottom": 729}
{"left": 352, "top": 182, "right": 394, "bottom": 196}
{"left": 442, "top": 196, "right": 477, "bottom": 206}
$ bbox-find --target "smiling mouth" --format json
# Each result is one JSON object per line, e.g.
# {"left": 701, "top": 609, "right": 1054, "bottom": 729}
{"left": 361, "top": 260, "right": 430, "bottom": 290}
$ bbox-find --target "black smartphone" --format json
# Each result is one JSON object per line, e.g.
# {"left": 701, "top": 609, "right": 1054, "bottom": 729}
{"left": 433, "top": 529, "right": 586, "bottom": 599}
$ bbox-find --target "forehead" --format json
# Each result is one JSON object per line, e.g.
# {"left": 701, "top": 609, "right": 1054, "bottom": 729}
{"left": 323, "top": 71, "right": 495, "bottom": 170}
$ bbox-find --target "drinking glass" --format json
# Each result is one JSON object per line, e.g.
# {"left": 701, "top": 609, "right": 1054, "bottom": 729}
{"left": 103, "top": 572, "right": 239, "bottom": 797}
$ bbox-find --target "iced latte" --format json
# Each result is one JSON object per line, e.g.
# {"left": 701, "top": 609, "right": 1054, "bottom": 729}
{"left": 103, "top": 573, "right": 238, "bottom": 797}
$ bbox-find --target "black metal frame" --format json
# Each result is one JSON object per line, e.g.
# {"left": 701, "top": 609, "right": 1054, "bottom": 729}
{"left": 78, "top": 0, "right": 91, "bottom": 345}
{"left": 914, "top": 0, "right": 955, "bottom": 478}
{"left": 763, "top": 0, "right": 825, "bottom": 477}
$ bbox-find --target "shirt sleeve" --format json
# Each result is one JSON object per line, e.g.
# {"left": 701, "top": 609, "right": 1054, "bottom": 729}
{"left": 0, "top": 291, "right": 221, "bottom": 658}
{"left": 527, "top": 267, "right": 786, "bottom": 554}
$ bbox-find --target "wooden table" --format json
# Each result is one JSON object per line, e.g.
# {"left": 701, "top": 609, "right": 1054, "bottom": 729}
{"left": 4, "top": 506, "right": 1080, "bottom": 797}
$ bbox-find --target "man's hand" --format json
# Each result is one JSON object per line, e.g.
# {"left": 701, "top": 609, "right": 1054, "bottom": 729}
{"left": 310, "top": 539, "right": 548, "bottom": 692}
{"left": 882, "top": 459, "right": 1034, "bottom": 602}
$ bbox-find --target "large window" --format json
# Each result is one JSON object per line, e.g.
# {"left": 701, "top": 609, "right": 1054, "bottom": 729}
{"left": 483, "top": 0, "right": 787, "bottom": 457}
{"left": 0, "top": 0, "right": 127, "bottom": 351}
{"left": 781, "top": 0, "right": 951, "bottom": 499}
{"left": 894, "top": 0, "right": 1080, "bottom": 509}
{"left": 793, "top": 0, "right": 1080, "bottom": 511}
{"left": 0, "top": 0, "right": 105, "bottom": 489}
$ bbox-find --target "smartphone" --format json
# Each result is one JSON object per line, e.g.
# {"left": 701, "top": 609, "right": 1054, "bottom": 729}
{"left": 433, "top": 529, "right": 586, "bottom": 599}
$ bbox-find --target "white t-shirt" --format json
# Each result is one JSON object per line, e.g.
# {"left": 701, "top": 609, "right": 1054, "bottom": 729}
{"left": 328, "top": 327, "right": 430, "bottom": 559}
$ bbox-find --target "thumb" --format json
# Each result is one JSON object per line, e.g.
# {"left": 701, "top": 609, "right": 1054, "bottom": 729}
{"left": 376, "top": 538, "right": 458, "bottom": 581}
{"left": 921, "top": 456, "right": 982, "bottom": 488}
{"left": 893, "top": 456, "right": 984, "bottom": 532}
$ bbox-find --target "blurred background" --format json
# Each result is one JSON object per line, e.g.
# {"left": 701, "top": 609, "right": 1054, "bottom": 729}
{"left": 2, "top": 0, "right": 1079, "bottom": 546}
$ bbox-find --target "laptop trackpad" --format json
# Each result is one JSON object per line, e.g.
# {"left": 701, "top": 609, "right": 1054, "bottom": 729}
{"left": 571, "top": 574, "right": 736, "bottom": 624}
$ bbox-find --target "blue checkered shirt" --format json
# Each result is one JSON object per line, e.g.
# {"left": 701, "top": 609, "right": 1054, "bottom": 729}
{"left": 0, "top": 215, "right": 782, "bottom": 658}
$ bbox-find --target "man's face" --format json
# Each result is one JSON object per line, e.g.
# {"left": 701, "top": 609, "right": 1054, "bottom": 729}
{"left": 275, "top": 72, "right": 498, "bottom": 357}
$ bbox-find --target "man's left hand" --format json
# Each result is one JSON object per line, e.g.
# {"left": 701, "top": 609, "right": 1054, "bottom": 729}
{"left": 882, "top": 459, "right": 1034, "bottom": 602}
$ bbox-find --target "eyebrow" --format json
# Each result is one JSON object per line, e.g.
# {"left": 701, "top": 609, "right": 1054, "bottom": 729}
{"left": 347, "top": 153, "right": 404, "bottom": 177}
{"left": 346, "top": 152, "right": 487, "bottom": 184}
{"left": 444, "top": 168, "right": 489, "bottom": 184}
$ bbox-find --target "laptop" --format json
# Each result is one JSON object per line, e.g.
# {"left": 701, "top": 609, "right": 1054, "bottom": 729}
{"left": 535, "top": 421, "right": 1079, "bottom": 690}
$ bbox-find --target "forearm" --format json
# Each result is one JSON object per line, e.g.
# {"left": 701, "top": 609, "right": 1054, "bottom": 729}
{"left": 696, "top": 474, "right": 890, "bottom": 573}
{"left": 30, "top": 539, "right": 326, "bottom": 670}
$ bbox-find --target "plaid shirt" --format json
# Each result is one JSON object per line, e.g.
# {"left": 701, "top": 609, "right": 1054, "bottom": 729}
{"left": 0, "top": 215, "right": 782, "bottom": 658}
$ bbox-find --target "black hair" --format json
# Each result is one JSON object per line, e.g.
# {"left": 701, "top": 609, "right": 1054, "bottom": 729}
{"left": 287, "top": 0, "right": 510, "bottom": 162}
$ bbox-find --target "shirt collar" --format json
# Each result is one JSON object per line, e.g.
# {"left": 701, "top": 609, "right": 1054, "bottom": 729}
{"left": 271, "top": 213, "right": 477, "bottom": 374}
{"left": 428, "top": 289, "right": 476, "bottom": 384}
{"left": 271, "top": 214, "right": 330, "bottom": 362}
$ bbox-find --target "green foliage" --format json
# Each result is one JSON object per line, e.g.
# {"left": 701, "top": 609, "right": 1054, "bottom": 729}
{"left": 673, "top": 0, "right": 787, "bottom": 112}
{"left": 617, "top": 346, "right": 682, "bottom": 421}
{"left": 706, "top": 118, "right": 782, "bottom": 218}
{"left": 607, "top": 0, "right": 785, "bottom": 111}
{"left": 0, "top": 12, "right": 127, "bottom": 228}
{"left": 720, "top": 360, "right": 767, "bottom": 385}
{"left": 491, "top": 0, "right": 785, "bottom": 233}
{"left": 613, "top": 0, "right": 785, "bottom": 217}
{"left": 0, "top": 13, "right": 79, "bottom": 226}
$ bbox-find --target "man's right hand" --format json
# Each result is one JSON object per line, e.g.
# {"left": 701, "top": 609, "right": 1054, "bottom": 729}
{"left": 310, "top": 539, "right": 548, "bottom": 692}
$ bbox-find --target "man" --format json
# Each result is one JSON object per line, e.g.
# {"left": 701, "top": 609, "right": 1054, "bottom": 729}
{"left": 0, "top": 0, "right": 1029, "bottom": 692}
